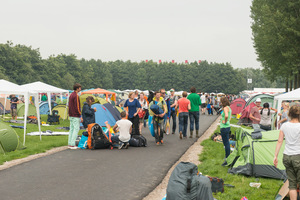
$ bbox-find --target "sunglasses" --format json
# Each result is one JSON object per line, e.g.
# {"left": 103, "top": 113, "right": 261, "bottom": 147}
{"left": 161, "top": 92, "right": 165, "bottom": 94}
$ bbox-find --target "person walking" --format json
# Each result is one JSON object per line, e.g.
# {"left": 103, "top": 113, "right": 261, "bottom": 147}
{"left": 82, "top": 96, "right": 96, "bottom": 130}
{"left": 160, "top": 89, "right": 171, "bottom": 134}
{"left": 274, "top": 105, "right": 300, "bottom": 200}
{"left": 220, "top": 96, "right": 232, "bottom": 166}
{"left": 149, "top": 91, "right": 167, "bottom": 145}
{"left": 187, "top": 87, "right": 201, "bottom": 138}
{"left": 138, "top": 92, "right": 148, "bottom": 134}
{"left": 169, "top": 89, "right": 178, "bottom": 134}
{"left": 124, "top": 92, "right": 141, "bottom": 135}
{"left": 259, "top": 102, "right": 277, "bottom": 131}
{"left": 68, "top": 83, "right": 82, "bottom": 149}
{"left": 178, "top": 91, "right": 191, "bottom": 139}
{"left": 200, "top": 93, "right": 206, "bottom": 114}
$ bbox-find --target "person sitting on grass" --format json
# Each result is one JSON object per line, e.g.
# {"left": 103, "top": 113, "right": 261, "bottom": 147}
{"left": 110, "top": 111, "right": 132, "bottom": 149}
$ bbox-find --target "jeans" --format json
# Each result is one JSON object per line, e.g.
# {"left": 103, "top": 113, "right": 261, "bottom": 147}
{"left": 170, "top": 110, "right": 177, "bottom": 133}
{"left": 129, "top": 115, "right": 140, "bottom": 135}
{"left": 68, "top": 117, "right": 80, "bottom": 146}
{"left": 111, "top": 135, "right": 121, "bottom": 143}
{"left": 153, "top": 117, "right": 164, "bottom": 143}
{"left": 189, "top": 111, "right": 199, "bottom": 131}
{"left": 179, "top": 112, "right": 189, "bottom": 137}
{"left": 220, "top": 127, "right": 231, "bottom": 158}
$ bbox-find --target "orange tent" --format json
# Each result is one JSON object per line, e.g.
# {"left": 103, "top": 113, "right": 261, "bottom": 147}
{"left": 81, "top": 88, "right": 116, "bottom": 102}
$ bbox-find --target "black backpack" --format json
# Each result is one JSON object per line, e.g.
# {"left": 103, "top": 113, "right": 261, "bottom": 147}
{"left": 129, "top": 135, "right": 147, "bottom": 147}
{"left": 87, "top": 123, "right": 112, "bottom": 150}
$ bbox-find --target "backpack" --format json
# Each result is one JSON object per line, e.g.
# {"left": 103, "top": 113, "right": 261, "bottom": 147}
{"left": 166, "top": 162, "right": 213, "bottom": 200}
{"left": 129, "top": 135, "right": 147, "bottom": 147}
{"left": 87, "top": 123, "right": 112, "bottom": 150}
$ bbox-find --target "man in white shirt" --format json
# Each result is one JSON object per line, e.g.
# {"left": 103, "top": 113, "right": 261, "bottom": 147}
{"left": 111, "top": 111, "right": 132, "bottom": 149}
{"left": 200, "top": 93, "right": 207, "bottom": 115}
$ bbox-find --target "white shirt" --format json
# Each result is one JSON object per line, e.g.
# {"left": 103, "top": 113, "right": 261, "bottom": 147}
{"left": 260, "top": 109, "right": 276, "bottom": 126}
{"left": 116, "top": 119, "right": 132, "bottom": 142}
{"left": 201, "top": 95, "right": 206, "bottom": 104}
{"left": 281, "top": 122, "right": 300, "bottom": 155}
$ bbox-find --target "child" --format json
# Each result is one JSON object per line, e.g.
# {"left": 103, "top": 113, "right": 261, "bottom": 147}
{"left": 110, "top": 111, "right": 132, "bottom": 149}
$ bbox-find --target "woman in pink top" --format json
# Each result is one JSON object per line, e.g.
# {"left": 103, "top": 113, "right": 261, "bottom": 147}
{"left": 177, "top": 91, "right": 191, "bottom": 139}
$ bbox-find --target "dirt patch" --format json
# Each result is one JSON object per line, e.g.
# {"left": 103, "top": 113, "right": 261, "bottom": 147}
{"left": 0, "top": 146, "right": 68, "bottom": 171}
{"left": 143, "top": 116, "right": 221, "bottom": 200}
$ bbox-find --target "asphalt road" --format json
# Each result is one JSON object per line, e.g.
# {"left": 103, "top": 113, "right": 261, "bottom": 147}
{"left": 0, "top": 115, "right": 218, "bottom": 200}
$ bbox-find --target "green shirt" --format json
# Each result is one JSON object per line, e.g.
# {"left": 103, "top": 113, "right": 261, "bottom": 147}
{"left": 220, "top": 106, "right": 232, "bottom": 129}
{"left": 187, "top": 93, "right": 201, "bottom": 112}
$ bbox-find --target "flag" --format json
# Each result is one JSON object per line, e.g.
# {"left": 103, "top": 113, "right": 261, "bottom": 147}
{"left": 198, "top": 60, "right": 201, "bottom": 63}
{"left": 159, "top": 60, "right": 162, "bottom": 63}
{"left": 172, "top": 60, "right": 175, "bottom": 63}
{"left": 146, "top": 60, "right": 148, "bottom": 63}
{"left": 185, "top": 60, "right": 188, "bottom": 64}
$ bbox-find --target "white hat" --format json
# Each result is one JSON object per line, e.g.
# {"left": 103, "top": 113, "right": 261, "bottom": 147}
{"left": 255, "top": 98, "right": 262, "bottom": 102}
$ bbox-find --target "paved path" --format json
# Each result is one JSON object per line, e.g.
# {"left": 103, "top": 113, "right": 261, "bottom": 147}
{"left": 0, "top": 115, "right": 218, "bottom": 200}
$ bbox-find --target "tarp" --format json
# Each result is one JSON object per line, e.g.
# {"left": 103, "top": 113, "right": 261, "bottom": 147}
{"left": 230, "top": 98, "right": 246, "bottom": 115}
{"left": 91, "top": 104, "right": 116, "bottom": 127}
{"left": 227, "top": 127, "right": 286, "bottom": 180}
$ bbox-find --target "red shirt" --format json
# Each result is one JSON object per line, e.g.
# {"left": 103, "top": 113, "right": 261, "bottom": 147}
{"left": 250, "top": 106, "right": 261, "bottom": 124}
{"left": 178, "top": 98, "right": 190, "bottom": 113}
{"left": 69, "top": 92, "right": 81, "bottom": 117}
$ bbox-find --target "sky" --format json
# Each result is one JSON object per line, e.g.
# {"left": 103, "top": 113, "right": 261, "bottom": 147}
{"left": 0, "top": 0, "right": 261, "bottom": 68}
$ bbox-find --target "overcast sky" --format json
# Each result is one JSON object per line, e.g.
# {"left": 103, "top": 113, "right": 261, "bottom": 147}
{"left": 0, "top": 0, "right": 261, "bottom": 68}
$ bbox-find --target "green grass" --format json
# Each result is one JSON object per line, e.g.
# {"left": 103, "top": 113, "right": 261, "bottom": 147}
{"left": 198, "top": 115, "right": 283, "bottom": 200}
{"left": 0, "top": 115, "right": 84, "bottom": 165}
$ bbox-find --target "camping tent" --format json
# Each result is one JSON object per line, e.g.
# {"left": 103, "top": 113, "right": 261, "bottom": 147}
{"left": 227, "top": 127, "right": 286, "bottom": 180}
{"left": 0, "top": 79, "right": 41, "bottom": 145}
{"left": 244, "top": 94, "right": 274, "bottom": 108}
{"left": 39, "top": 101, "right": 58, "bottom": 115}
{"left": 52, "top": 105, "right": 69, "bottom": 120}
{"left": 17, "top": 103, "right": 37, "bottom": 117}
{"left": 0, "top": 98, "right": 11, "bottom": 114}
{"left": 20, "top": 81, "right": 69, "bottom": 115}
{"left": 103, "top": 103, "right": 121, "bottom": 121}
{"left": 274, "top": 88, "right": 300, "bottom": 129}
{"left": 81, "top": 88, "right": 116, "bottom": 103}
{"left": 230, "top": 98, "right": 246, "bottom": 115}
{"left": 91, "top": 104, "right": 116, "bottom": 127}
{"left": 237, "top": 102, "right": 256, "bottom": 125}
{"left": 0, "top": 122, "right": 24, "bottom": 153}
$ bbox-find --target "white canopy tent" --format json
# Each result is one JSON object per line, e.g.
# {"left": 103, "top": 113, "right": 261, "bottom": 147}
{"left": 274, "top": 88, "right": 300, "bottom": 129}
{"left": 20, "top": 81, "right": 69, "bottom": 115}
{"left": 0, "top": 79, "right": 41, "bottom": 145}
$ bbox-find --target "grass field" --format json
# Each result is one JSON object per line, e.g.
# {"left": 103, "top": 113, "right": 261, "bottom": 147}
{"left": 0, "top": 115, "right": 84, "bottom": 165}
{"left": 198, "top": 116, "right": 284, "bottom": 200}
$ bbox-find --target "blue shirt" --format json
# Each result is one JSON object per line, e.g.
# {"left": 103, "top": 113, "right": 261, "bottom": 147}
{"left": 124, "top": 99, "right": 141, "bottom": 118}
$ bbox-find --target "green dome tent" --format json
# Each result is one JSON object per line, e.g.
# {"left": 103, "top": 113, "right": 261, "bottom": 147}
{"left": 0, "top": 122, "right": 24, "bottom": 153}
{"left": 52, "top": 105, "right": 68, "bottom": 120}
{"left": 244, "top": 94, "right": 274, "bottom": 108}
{"left": 17, "top": 103, "right": 36, "bottom": 117}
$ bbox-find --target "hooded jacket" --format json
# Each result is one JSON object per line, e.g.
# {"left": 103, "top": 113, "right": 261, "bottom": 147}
{"left": 82, "top": 102, "right": 95, "bottom": 128}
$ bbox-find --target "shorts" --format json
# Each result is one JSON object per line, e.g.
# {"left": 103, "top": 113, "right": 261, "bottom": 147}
{"left": 201, "top": 103, "right": 207, "bottom": 108}
{"left": 11, "top": 108, "right": 17, "bottom": 117}
{"left": 283, "top": 154, "right": 300, "bottom": 190}
{"left": 139, "top": 117, "right": 145, "bottom": 123}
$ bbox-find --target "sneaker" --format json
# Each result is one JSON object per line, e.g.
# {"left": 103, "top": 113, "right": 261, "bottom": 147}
{"left": 179, "top": 132, "right": 183, "bottom": 139}
{"left": 69, "top": 146, "right": 79, "bottom": 150}
{"left": 156, "top": 142, "right": 160, "bottom": 145}
{"left": 172, "top": 132, "right": 175, "bottom": 135}
{"left": 118, "top": 142, "right": 124, "bottom": 150}
{"left": 124, "top": 143, "right": 129, "bottom": 149}
{"left": 221, "top": 161, "right": 228, "bottom": 166}
{"left": 160, "top": 140, "right": 164, "bottom": 144}
{"left": 183, "top": 136, "right": 187, "bottom": 139}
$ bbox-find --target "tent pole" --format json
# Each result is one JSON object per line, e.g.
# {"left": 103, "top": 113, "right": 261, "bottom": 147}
{"left": 3, "top": 95, "right": 7, "bottom": 118}
{"left": 23, "top": 93, "right": 29, "bottom": 146}
{"left": 47, "top": 92, "right": 52, "bottom": 115}
{"left": 63, "top": 92, "right": 69, "bottom": 121}
{"left": 35, "top": 94, "right": 42, "bottom": 141}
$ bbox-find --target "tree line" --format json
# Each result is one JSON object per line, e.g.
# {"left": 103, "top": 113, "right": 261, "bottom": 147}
{"left": 251, "top": 0, "right": 300, "bottom": 91}
{"left": 0, "top": 41, "right": 285, "bottom": 94}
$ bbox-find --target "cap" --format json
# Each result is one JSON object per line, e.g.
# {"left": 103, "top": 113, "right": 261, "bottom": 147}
{"left": 170, "top": 89, "right": 175, "bottom": 92}
{"left": 255, "top": 98, "right": 261, "bottom": 102}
